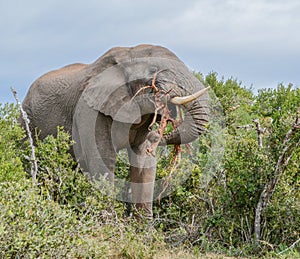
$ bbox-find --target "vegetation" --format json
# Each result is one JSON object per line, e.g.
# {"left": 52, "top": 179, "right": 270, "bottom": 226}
{"left": 0, "top": 74, "right": 299, "bottom": 258}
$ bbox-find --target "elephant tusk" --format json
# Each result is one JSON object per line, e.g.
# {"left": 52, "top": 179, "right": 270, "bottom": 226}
{"left": 170, "top": 86, "right": 210, "bottom": 105}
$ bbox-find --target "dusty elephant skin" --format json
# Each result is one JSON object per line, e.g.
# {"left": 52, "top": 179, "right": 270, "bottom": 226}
{"left": 21, "top": 44, "right": 209, "bottom": 219}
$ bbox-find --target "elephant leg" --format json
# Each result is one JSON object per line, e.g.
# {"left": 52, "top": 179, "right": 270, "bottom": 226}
{"left": 128, "top": 132, "right": 159, "bottom": 219}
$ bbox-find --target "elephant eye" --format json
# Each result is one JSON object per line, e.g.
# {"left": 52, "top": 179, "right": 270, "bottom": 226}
{"left": 149, "top": 66, "right": 158, "bottom": 74}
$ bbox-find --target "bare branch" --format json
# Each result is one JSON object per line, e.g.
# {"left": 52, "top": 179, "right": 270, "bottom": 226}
{"left": 11, "top": 87, "right": 38, "bottom": 184}
{"left": 236, "top": 124, "right": 254, "bottom": 129}
{"left": 237, "top": 119, "right": 266, "bottom": 148}
{"left": 277, "top": 238, "right": 300, "bottom": 255}
{"left": 254, "top": 112, "right": 300, "bottom": 240}
{"left": 252, "top": 119, "right": 265, "bottom": 148}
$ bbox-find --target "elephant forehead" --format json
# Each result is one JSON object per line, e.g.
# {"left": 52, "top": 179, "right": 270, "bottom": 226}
{"left": 124, "top": 57, "right": 187, "bottom": 80}
{"left": 86, "top": 57, "right": 188, "bottom": 93}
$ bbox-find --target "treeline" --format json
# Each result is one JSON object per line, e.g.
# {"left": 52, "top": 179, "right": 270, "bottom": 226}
{"left": 0, "top": 73, "right": 299, "bottom": 258}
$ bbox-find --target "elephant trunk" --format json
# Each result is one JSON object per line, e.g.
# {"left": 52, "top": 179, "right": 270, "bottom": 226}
{"left": 161, "top": 101, "right": 209, "bottom": 145}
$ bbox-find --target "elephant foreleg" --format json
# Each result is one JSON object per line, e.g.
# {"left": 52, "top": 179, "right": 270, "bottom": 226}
{"left": 128, "top": 132, "right": 159, "bottom": 219}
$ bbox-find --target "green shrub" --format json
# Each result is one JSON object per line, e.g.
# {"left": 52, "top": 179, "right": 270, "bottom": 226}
{"left": 0, "top": 104, "right": 168, "bottom": 258}
{"left": 0, "top": 180, "right": 170, "bottom": 258}
{"left": 0, "top": 103, "right": 26, "bottom": 182}
{"left": 153, "top": 76, "right": 300, "bottom": 257}
{"left": 0, "top": 181, "right": 83, "bottom": 258}
{"left": 1, "top": 75, "right": 299, "bottom": 258}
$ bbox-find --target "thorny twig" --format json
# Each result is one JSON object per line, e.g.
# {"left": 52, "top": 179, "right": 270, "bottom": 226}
{"left": 11, "top": 87, "right": 38, "bottom": 184}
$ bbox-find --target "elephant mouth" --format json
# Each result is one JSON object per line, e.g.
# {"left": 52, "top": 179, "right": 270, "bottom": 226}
{"left": 144, "top": 86, "right": 210, "bottom": 146}
{"left": 126, "top": 73, "right": 209, "bottom": 148}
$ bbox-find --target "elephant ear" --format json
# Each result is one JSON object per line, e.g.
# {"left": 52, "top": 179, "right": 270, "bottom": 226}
{"left": 82, "top": 63, "right": 142, "bottom": 124}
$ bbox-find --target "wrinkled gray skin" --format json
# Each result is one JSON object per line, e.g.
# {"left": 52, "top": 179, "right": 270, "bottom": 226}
{"left": 22, "top": 44, "right": 209, "bottom": 219}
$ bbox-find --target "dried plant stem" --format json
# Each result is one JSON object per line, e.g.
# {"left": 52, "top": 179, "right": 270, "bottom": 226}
{"left": 254, "top": 112, "right": 300, "bottom": 240}
{"left": 277, "top": 237, "right": 300, "bottom": 255}
{"left": 11, "top": 87, "right": 38, "bottom": 184}
{"left": 252, "top": 119, "right": 265, "bottom": 148}
{"left": 142, "top": 75, "right": 182, "bottom": 201}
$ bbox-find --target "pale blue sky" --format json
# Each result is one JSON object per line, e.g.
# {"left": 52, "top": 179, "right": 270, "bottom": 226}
{"left": 1, "top": 0, "right": 300, "bottom": 103}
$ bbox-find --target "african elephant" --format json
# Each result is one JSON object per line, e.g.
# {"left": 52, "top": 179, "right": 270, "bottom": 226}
{"left": 21, "top": 44, "right": 209, "bottom": 219}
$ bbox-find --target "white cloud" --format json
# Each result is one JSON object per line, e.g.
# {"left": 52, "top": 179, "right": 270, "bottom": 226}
{"left": 148, "top": 0, "right": 300, "bottom": 53}
{"left": 0, "top": 0, "right": 299, "bottom": 103}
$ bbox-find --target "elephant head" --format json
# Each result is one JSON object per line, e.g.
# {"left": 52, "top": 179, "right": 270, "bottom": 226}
{"left": 81, "top": 45, "right": 209, "bottom": 145}
{"left": 71, "top": 44, "right": 209, "bottom": 218}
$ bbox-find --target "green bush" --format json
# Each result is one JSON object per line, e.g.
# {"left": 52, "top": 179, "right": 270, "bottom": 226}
{"left": 0, "top": 181, "right": 82, "bottom": 258}
{"left": 0, "top": 74, "right": 299, "bottom": 258}
{"left": 0, "top": 180, "right": 170, "bottom": 258}
{"left": 0, "top": 103, "right": 26, "bottom": 182}
{"left": 0, "top": 104, "right": 169, "bottom": 258}
{"left": 153, "top": 74, "right": 300, "bottom": 257}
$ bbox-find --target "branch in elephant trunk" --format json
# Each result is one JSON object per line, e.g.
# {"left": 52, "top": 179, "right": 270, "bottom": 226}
{"left": 146, "top": 95, "right": 176, "bottom": 156}
{"left": 137, "top": 70, "right": 207, "bottom": 200}
{"left": 143, "top": 81, "right": 184, "bottom": 202}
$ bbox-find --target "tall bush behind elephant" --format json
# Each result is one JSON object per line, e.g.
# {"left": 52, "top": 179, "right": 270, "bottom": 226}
{"left": 21, "top": 44, "right": 210, "bottom": 218}
{"left": 154, "top": 74, "right": 300, "bottom": 255}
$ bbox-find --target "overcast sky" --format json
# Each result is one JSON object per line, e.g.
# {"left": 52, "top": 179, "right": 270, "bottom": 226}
{"left": 1, "top": 0, "right": 300, "bottom": 103}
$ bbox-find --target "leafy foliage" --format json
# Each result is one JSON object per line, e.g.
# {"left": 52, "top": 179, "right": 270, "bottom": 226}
{"left": 0, "top": 110, "right": 169, "bottom": 258}
{"left": 0, "top": 103, "right": 26, "bottom": 182}
{"left": 0, "top": 75, "right": 299, "bottom": 257}
{"left": 153, "top": 73, "right": 300, "bottom": 256}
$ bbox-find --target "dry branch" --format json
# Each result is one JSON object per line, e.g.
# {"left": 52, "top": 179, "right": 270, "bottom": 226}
{"left": 141, "top": 74, "right": 183, "bottom": 201}
{"left": 11, "top": 87, "right": 38, "bottom": 184}
{"left": 252, "top": 119, "right": 265, "bottom": 148}
{"left": 236, "top": 124, "right": 254, "bottom": 129}
{"left": 254, "top": 112, "right": 300, "bottom": 240}
{"left": 277, "top": 237, "right": 300, "bottom": 255}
